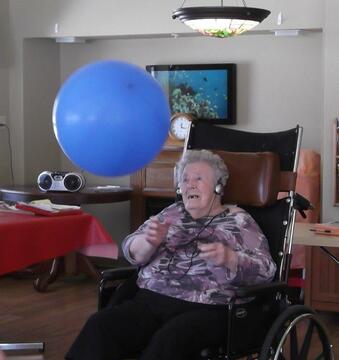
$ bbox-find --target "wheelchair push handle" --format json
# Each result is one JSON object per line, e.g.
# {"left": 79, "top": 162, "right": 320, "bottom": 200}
{"left": 293, "top": 193, "right": 314, "bottom": 219}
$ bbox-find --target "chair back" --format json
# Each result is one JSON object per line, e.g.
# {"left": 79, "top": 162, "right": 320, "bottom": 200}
{"left": 185, "top": 121, "right": 303, "bottom": 282}
{"left": 187, "top": 121, "right": 300, "bottom": 171}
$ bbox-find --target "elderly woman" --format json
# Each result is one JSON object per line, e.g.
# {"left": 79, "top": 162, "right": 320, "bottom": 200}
{"left": 66, "top": 149, "right": 276, "bottom": 360}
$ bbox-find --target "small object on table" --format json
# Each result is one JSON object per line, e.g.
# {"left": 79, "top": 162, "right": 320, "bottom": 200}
{"left": 15, "top": 199, "right": 82, "bottom": 216}
{"left": 313, "top": 221, "right": 339, "bottom": 236}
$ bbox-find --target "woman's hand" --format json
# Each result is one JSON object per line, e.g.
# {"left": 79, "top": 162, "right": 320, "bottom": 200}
{"left": 198, "top": 242, "right": 238, "bottom": 270}
{"left": 129, "top": 216, "right": 169, "bottom": 264}
{"left": 144, "top": 216, "right": 170, "bottom": 247}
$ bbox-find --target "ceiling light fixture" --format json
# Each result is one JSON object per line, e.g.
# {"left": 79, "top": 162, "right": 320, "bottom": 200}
{"left": 172, "top": 0, "right": 271, "bottom": 38}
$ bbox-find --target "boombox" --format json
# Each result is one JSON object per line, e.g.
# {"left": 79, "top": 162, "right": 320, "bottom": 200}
{"left": 37, "top": 171, "right": 85, "bottom": 192}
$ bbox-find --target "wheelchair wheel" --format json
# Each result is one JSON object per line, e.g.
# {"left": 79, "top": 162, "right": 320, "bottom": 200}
{"left": 259, "top": 305, "right": 334, "bottom": 360}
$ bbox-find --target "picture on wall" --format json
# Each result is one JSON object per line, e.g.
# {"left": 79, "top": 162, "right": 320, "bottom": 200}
{"left": 146, "top": 63, "right": 236, "bottom": 124}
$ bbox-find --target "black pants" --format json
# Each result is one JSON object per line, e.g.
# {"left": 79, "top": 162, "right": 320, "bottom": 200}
{"left": 65, "top": 289, "right": 228, "bottom": 360}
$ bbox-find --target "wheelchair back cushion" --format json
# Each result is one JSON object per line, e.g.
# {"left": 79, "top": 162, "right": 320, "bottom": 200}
{"left": 214, "top": 151, "right": 295, "bottom": 207}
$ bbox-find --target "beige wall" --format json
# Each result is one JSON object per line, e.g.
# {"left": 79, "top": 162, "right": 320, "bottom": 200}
{"left": 0, "top": 0, "right": 10, "bottom": 184}
{"left": 59, "top": 34, "right": 322, "bottom": 149}
{"left": 23, "top": 39, "right": 61, "bottom": 182}
{"left": 2, "top": 0, "right": 338, "bottom": 246}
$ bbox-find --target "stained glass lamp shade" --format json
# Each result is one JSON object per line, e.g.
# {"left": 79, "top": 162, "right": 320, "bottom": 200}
{"left": 172, "top": 6, "right": 271, "bottom": 38}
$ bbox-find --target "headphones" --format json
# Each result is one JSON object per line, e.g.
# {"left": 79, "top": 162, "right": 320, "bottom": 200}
{"left": 214, "top": 181, "right": 224, "bottom": 195}
{"left": 176, "top": 179, "right": 224, "bottom": 196}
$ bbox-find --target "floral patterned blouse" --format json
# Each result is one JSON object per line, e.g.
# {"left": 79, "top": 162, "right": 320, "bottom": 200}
{"left": 123, "top": 202, "right": 276, "bottom": 305}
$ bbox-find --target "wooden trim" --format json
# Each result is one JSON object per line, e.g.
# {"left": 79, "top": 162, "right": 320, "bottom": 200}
{"left": 334, "top": 120, "right": 338, "bottom": 205}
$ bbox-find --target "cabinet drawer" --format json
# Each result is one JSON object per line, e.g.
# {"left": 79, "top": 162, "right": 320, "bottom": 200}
{"left": 145, "top": 164, "right": 175, "bottom": 189}
{"left": 155, "top": 149, "right": 183, "bottom": 163}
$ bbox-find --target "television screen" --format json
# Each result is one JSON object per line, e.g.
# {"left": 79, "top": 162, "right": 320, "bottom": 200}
{"left": 146, "top": 63, "right": 236, "bottom": 124}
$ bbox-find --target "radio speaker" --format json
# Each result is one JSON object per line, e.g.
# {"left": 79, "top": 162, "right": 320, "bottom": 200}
{"left": 37, "top": 171, "right": 85, "bottom": 192}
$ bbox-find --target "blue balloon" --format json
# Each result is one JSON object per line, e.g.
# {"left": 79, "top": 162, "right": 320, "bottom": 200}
{"left": 53, "top": 60, "right": 170, "bottom": 176}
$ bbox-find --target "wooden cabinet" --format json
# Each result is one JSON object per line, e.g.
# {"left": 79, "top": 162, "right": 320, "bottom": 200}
{"left": 130, "top": 145, "right": 184, "bottom": 230}
{"left": 334, "top": 119, "right": 339, "bottom": 205}
{"left": 306, "top": 247, "right": 339, "bottom": 312}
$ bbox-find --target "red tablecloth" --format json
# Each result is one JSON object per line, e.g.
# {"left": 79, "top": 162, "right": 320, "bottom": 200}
{"left": 0, "top": 211, "right": 117, "bottom": 275}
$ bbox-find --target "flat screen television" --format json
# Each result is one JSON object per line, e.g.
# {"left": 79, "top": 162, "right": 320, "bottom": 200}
{"left": 146, "top": 63, "right": 236, "bottom": 124}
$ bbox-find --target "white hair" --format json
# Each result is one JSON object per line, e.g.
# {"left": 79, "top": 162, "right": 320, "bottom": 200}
{"left": 176, "top": 149, "right": 229, "bottom": 187}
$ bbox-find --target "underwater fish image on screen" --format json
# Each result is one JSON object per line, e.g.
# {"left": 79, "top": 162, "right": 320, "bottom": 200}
{"left": 146, "top": 64, "right": 236, "bottom": 124}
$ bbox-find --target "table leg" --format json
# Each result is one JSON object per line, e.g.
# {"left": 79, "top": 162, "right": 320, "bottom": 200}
{"left": 32, "top": 253, "right": 100, "bottom": 292}
{"left": 64, "top": 252, "right": 100, "bottom": 281}
{"left": 77, "top": 253, "right": 100, "bottom": 281}
{"left": 33, "top": 257, "right": 61, "bottom": 292}
{"left": 64, "top": 252, "right": 100, "bottom": 279}
{"left": 64, "top": 252, "right": 77, "bottom": 275}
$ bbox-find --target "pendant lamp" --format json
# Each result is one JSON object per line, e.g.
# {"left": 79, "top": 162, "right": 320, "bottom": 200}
{"left": 172, "top": 1, "right": 271, "bottom": 38}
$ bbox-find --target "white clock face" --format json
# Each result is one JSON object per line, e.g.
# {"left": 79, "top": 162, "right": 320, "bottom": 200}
{"left": 169, "top": 115, "right": 191, "bottom": 141}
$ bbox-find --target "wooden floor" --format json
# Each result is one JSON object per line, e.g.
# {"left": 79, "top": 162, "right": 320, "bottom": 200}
{"left": 0, "top": 275, "right": 338, "bottom": 360}
{"left": 0, "top": 275, "right": 97, "bottom": 360}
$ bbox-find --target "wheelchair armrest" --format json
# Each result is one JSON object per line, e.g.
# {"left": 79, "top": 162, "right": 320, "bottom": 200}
{"left": 98, "top": 266, "right": 138, "bottom": 310}
{"left": 100, "top": 266, "right": 138, "bottom": 281}
{"left": 234, "top": 281, "right": 288, "bottom": 298}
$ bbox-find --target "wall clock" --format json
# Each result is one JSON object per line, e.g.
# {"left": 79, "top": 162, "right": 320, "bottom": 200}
{"left": 166, "top": 113, "right": 194, "bottom": 147}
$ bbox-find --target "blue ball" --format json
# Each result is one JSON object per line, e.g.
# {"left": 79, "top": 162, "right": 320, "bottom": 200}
{"left": 53, "top": 60, "right": 170, "bottom": 176}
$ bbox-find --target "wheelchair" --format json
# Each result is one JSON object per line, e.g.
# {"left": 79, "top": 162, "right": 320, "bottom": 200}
{"left": 98, "top": 121, "right": 334, "bottom": 360}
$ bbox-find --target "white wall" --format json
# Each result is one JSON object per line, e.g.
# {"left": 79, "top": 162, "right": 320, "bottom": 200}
{"left": 0, "top": 0, "right": 10, "bottom": 185}
{"left": 23, "top": 38, "right": 61, "bottom": 183}
{"left": 59, "top": 34, "right": 322, "bottom": 150}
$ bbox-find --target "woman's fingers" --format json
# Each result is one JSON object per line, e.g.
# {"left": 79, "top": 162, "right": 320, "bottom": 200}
{"left": 145, "top": 216, "right": 169, "bottom": 246}
{"left": 198, "top": 243, "right": 238, "bottom": 269}
{"left": 198, "top": 243, "right": 226, "bottom": 265}
{"left": 199, "top": 243, "right": 221, "bottom": 254}
{"left": 199, "top": 244, "right": 219, "bottom": 258}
